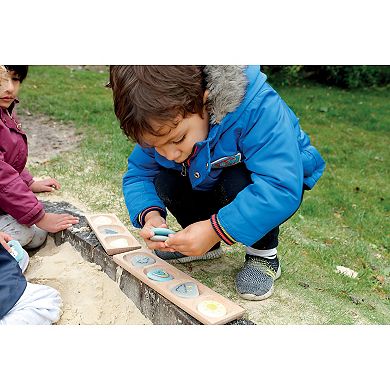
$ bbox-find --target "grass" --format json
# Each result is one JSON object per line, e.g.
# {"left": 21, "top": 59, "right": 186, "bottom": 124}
{"left": 19, "top": 66, "right": 390, "bottom": 324}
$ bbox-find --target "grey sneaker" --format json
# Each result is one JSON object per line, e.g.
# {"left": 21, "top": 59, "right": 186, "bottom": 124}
{"left": 154, "top": 244, "right": 223, "bottom": 264}
{"left": 236, "top": 254, "right": 281, "bottom": 300}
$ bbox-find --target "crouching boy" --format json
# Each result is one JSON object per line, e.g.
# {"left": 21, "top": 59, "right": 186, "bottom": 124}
{"left": 109, "top": 66, "right": 325, "bottom": 300}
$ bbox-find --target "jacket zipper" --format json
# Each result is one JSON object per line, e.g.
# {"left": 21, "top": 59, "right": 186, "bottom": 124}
{"left": 181, "top": 145, "right": 198, "bottom": 176}
{"left": 181, "top": 161, "right": 188, "bottom": 176}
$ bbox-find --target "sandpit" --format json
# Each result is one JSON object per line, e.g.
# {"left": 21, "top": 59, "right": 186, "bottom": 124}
{"left": 25, "top": 237, "right": 151, "bottom": 325}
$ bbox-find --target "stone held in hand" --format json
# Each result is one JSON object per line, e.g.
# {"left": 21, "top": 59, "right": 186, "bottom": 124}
{"left": 150, "top": 227, "right": 176, "bottom": 242}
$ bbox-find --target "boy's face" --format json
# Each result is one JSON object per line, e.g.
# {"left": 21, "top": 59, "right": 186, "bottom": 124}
{"left": 143, "top": 110, "right": 210, "bottom": 164}
{"left": 0, "top": 70, "right": 21, "bottom": 109}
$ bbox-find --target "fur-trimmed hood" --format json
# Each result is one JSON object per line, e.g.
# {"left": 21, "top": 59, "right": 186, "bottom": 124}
{"left": 203, "top": 66, "right": 248, "bottom": 125}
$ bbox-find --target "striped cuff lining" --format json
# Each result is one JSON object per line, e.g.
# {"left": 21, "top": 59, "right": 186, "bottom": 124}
{"left": 139, "top": 206, "right": 166, "bottom": 227}
{"left": 210, "top": 214, "right": 236, "bottom": 246}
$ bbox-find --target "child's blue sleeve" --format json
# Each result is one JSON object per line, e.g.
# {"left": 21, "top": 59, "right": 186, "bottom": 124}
{"left": 216, "top": 89, "right": 304, "bottom": 246}
{"left": 122, "top": 145, "right": 166, "bottom": 228}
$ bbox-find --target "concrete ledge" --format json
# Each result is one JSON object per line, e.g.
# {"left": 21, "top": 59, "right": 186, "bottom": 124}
{"left": 43, "top": 200, "right": 254, "bottom": 325}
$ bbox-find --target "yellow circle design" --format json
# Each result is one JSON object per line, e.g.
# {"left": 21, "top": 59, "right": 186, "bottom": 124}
{"left": 197, "top": 300, "right": 227, "bottom": 318}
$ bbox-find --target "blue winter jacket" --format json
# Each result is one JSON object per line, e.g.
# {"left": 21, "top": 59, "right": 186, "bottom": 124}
{"left": 123, "top": 66, "right": 325, "bottom": 246}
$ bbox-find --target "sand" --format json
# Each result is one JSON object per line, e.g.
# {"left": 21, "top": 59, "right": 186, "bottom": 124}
{"left": 25, "top": 237, "right": 152, "bottom": 325}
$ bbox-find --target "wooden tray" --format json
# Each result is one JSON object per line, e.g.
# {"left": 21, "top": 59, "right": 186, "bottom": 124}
{"left": 113, "top": 249, "right": 245, "bottom": 325}
{"left": 85, "top": 213, "right": 141, "bottom": 255}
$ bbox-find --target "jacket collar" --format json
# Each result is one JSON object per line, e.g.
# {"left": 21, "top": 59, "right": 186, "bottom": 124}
{"left": 9, "top": 98, "right": 19, "bottom": 114}
{"left": 204, "top": 66, "right": 248, "bottom": 125}
{"left": 1, "top": 99, "right": 24, "bottom": 133}
{"left": 0, "top": 98, "right": 19, "bottom": 119}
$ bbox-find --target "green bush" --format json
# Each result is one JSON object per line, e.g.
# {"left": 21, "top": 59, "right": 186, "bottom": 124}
{"left": 314, "top": 66, "right": 390, "bottom": 88}
{"left": 262, "top": 65, "right": 305, "bottom": 86}
{"left": 263, "top": 65, "right": 390, "bottom": 89}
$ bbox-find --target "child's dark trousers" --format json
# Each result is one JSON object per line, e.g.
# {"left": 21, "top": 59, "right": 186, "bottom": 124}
{"left": 155, "top": 163, "right": 304, "bottom": 250}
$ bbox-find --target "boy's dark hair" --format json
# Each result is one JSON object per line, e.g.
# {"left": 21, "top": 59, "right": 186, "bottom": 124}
{"left": 5, "top": 65, "right": 29, "bottom": 82}
{"left": 109, "top": 65, "right": 206, "bottom": 144}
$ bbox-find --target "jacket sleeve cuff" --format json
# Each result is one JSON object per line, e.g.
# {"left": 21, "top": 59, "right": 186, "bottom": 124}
{"left": 20, "top": 168, "right": 34, "bottom": 187}
{"left": 138, "top": 206, "right": 167, "bottom": 227}
{"left": 210, "top": 214, "right": 236, "bottom": 246}
{"left": 23, "top": 209, "right": 45, "bottom": 227}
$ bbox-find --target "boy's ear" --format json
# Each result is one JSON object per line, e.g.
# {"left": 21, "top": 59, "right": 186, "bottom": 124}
{"left": 203, "top": 89, "right": 209, "bottom": 104}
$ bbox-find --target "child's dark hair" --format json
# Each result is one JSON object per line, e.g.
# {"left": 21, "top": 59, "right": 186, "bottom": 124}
{"left": 109, "top": 65, "right": 206, "bottom": 144}
{"left": 5, "top": 65, "right": 29, "bottom": 82}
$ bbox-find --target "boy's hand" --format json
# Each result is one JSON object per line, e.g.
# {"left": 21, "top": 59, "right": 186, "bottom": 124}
{"left": 140, "top": 210, "right": 170, "bottom": 251}
{"left": 35, "top": 213, "right": 79, "bottom": 233}
{"left": 164, "top": 220, "right": 220, "bottom": 256}
{"left": 0, "top": 231, "right": 13, "bottom": 252}
{"left": 30, "top": 178, "right": 61, "bottom": 193}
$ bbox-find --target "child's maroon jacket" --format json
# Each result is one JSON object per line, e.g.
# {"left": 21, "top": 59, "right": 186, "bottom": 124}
{"left": 0, "top": 101, "right": 44, "bottom": 226}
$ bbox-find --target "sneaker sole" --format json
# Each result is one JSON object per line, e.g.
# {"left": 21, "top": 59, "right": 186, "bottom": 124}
{"left": 156, "top": 247, "right": 224, "bottom": 264}
{"left": 237, "top": 265, "right": 281, "bottom": 301}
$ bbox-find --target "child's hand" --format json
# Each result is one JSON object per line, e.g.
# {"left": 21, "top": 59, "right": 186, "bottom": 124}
{"left": 140, "top": 211, "right": 170, "bottom": 251}
{"left": 30, "top": 178, "right": 61, "bottom": 193}
{"left": 0, "top": 231, "right": 13, "bottom": 252}
{"left": 164, "top": 220, "right": 220, "bottom": 256}
{"left": 35, "top": 213, "right": 79, "bottom": 233}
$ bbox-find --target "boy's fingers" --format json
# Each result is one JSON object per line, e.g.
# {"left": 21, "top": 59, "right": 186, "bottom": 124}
{"left": 141, "top": 228, "right": 154, "bottom": 240}
{"left": 146, "top": 241, "right": 167, "bottom": 250}
{"left": 155, "top": 242, "right": 168, "bottom": 249}
{"left": 166, "top": 243, "right": 183, "bottom": 252}
{"left": 164, "top": 234, "right": 180, "bottom": 247}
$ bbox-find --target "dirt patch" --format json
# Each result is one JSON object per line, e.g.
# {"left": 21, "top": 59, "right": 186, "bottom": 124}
{"left": 18, "top": 111, "right": 82, "bottom": 165}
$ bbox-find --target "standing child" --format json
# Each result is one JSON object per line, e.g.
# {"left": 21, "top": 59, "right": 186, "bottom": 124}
{"left": 0, "top": 65, "right": 79, "bottom": 250}
{"left": 109, "top": 66, "right": 325, "bottom": 301}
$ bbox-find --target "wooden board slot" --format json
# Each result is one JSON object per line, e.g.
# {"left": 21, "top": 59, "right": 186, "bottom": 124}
{"left": 85, "top": 213, "right": 141, "bottom": 255}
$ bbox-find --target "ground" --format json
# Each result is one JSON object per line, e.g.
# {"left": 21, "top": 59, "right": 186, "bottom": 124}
{"left": 19, "top": 110, "right": 82, "bottom": 165}
{"left": 19, "top": 108, "right": 385, "bottom": 325}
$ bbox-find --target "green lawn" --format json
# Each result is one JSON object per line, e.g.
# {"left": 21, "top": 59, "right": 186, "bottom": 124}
{"left": 20, "top": 66, "right": 390, "bottom": 324}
